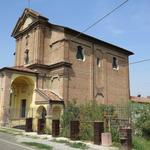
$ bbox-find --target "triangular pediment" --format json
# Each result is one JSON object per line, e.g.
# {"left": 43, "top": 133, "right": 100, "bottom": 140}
{"left": 12, "top": 8, "right": 48, "bottom": 38}
{"left": 19, "top": 16, "right": 35, "bottom": 31}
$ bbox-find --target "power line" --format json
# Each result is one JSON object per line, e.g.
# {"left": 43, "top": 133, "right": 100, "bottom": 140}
{"left": 71, "top": 0, "right": 129, "bottom": 40}
{"left": 130, "top": 58, "right": 150, "bottom": 65}
{"left": 43, "top": 0, "right": 129, "bottom": 59}
{"left": 27, "top": 0, "right": 149, "bottom": 67}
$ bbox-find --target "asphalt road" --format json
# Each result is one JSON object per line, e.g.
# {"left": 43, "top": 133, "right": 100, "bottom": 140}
{"left": 0, "top": 132, "right": 35, "bottom": 150}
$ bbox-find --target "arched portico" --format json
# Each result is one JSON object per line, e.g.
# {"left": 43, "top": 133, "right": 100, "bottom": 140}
{"left": 36, "top": 106, "right": 47, "bottom": 134}
{"left": 36, "top": 106, "right": 47, "bottom": 119}
{"left": 9, "top": 76, "right": 34, "bottom": 128}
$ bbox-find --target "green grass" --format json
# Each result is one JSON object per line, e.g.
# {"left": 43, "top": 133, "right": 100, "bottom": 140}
{"left": 112, "top": 142, "right": 121, "bottom": 149}
{"left": 0, "top": 128, "right": 40, "bottom": 139}
{"left": 133, "top": 136, "right": 150, "bottom": 150}
{"left": 22, "top": 142, "right": 53, "bottom": 150}
{"left": 52, "top": 139, "right": 88, "bottom": 149}
{"left": 67, "top": 142, "right": 88, "bottom": 149}
{"left": 52, "top": 139, "right": 67, "bottom": 143}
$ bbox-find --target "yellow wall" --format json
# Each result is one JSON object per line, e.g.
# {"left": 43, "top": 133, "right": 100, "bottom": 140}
{"left": 9, "top": 73, "right": 63, "bottom": 132}
{"left": 10, "top": 74, "right": 36, "bottom": 119}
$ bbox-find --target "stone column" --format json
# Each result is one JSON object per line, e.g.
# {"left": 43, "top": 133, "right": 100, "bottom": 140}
{"left": 0, "top": 72, "right": 11, "bottom": 126}
{"left": 46, "top": 105, "right": 53, "bottom": 134}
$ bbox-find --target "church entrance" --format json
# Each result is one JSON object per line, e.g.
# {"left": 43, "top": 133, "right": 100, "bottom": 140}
{"left": 36, "top": 106, "right": 47, "bottom": 134}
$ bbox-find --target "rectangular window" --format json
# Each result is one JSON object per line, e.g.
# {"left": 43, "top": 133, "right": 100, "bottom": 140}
{"left": 112, "top": 57, "right": 119, "bottom": 70}
{"left": 97, "top": 57, "right": 101, "bottom": 67}
{"left": 21, "top": 99, "right": 26, "bottom": 118}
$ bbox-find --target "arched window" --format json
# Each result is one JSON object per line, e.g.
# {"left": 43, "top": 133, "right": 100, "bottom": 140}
{"left": 112, "top": 57, "right": 119, "bottom": 70}
{"left": 76, "top": 46, "right": 85, "bottom": 61}
{"left": 24, "top": 49, "right": 29, "bottom": 64}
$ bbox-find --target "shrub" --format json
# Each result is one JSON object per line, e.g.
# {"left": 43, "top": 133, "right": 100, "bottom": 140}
{"left": 133, "top": 136, "right": 150, "bottom": 150}
{"left": 142, "top": 120, "right": 150, "bottom": 138}
{"left": 111, "top": 126, "right": 119, "bottom": 142}
{"left": 60, "top": 100, "right": 80, "bottom": 137}
{"left": 44, "top": 128, "right": 51, "bottom": 135}
{"left": 79, "top": 122, "right": 93, "bottom": 141}
{"left": 132, "top": 103, "right": 150, "bottom": 138}
{"left": 60, "top": 100, "right": 117, "bottom": 141}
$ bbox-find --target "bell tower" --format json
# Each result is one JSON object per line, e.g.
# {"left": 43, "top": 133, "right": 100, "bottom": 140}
{"left": 12, "top": 8, "right": 49, "bottom": 66}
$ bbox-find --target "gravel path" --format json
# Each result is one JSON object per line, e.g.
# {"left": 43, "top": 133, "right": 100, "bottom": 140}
{"left": 0, "top": 127, "right": 118, "bottom": 150}
{"left": 16, "top": 134, "right": 119, "bottom": 150}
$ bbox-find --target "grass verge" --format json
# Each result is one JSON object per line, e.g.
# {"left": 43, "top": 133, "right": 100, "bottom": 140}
{"left": 133, "top": 136, "right": 150, "bottom": 150}
{"left": 52, "top": 139, "right": 88, "bottom": 149}
{"left": 0, "top": 128, "right": 39, "bottom": 139}
{"left": 0, "top": 128, "right": 23, "bottom": 136}
{"left": 22, "top": 142, "right": 53, "bottom": 150}
{"left": 67, "top": 142, "right": 88, "bottom": 149}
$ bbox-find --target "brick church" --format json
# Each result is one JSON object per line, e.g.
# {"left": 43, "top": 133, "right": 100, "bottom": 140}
{"left": 0, "top": 9, "right": 133, "bottom": 131}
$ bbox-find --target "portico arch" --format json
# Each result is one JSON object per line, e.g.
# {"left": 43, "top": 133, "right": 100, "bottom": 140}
{"left": 36, "top": 106, "right": 47, "bottom": 119}
{"left": 36, "top": 106, "right": 47, "bottom": 134}
{"left": 10, "top": 76, "right": 34, "bottom": 127}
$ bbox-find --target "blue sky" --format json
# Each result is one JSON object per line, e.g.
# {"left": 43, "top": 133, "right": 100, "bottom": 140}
{"left": 0, "top": 0, "right": 150, "bottom": 96}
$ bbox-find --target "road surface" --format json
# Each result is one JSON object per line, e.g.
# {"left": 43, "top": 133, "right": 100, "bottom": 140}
{"left": 0, "top": 130, "right": 119, "bottom": 150}
{"left": 0, "top": 132, "right": 34, "bottom": 150}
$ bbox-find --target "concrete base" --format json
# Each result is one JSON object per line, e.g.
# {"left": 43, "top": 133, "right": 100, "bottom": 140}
{"left": 101, "top": 132, "right": 112, "bottom": 146}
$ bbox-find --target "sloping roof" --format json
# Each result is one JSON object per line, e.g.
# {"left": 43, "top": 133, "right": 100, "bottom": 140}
{"left": 24, "top": 8, "right": 48, "bottom": 19}
{"left": 131, "top": 96, "right": 150, "bottom": 104}
{"left": 63, "top": 26, "right": 134, "bottom": 55}
{"left": 12, "top": 8, "right": 134, "bottom": 56}
{"left": 41, "top": 89, "right": 62, "bottom": 101}
{"left": 35, "top": 89, "right": 63, "bottom": 102}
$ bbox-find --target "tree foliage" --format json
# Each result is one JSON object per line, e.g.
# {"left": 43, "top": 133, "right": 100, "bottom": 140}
{"left": 60, "top": 100, "right": 116, "bottom": 140}
{"left": 132, "top": 103, "right": 150, "bottom": 138}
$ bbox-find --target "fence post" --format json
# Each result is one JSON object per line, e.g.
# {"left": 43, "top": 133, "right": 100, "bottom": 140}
{"left": 37, "top": 119, "right": 45, "bottom": 134}
{"left": 52, "top": 120, "right": 60, "bottom": 137}
{"left": 120, "top": 128, "right": 132, "bottom": 150}
{"left": 94, "top": 121, "right": 104, "bottom": 145}
{"left": 70, "top": 120, "right": 80, "bottom": 140}
{"left": 127, "top": 128, "right": 132, "bottom": 150}
{"left": 25, "top": 118, "right": 33, "bottom": 132}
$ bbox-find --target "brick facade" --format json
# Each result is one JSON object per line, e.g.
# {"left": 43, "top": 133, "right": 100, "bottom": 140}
{"left": 12, "top": 8, "right": 133, "bottom": 105}
{"left": 0, "top": 8, "right": 133, "bottom": 126}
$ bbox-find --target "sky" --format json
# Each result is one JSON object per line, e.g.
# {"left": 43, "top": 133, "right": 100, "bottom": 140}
{"left": 0, "top": 0, "right": 150, "bottom": 97}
